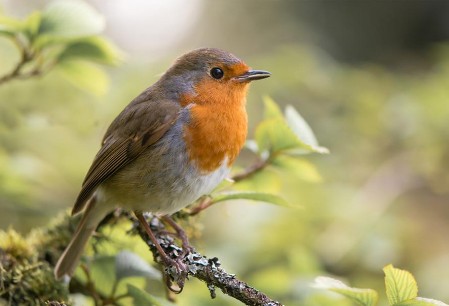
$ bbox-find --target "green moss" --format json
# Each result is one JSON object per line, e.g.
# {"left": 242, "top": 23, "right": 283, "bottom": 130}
{"left": 0, "top": 228, "right": 34, "bottom": 259}
{"left": 0, "top": 215, "right": 72, "bottom": 305}
{"left": 28, "top": 213, "right": 79, "bottom": 266}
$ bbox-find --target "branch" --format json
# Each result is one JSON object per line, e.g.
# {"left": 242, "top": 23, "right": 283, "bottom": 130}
{"left": 132, "top": 214, "right": 283, "bottom": 306}
{"left": 0, "top": 35, "right": 51, "bottom": 85}
{"left": 0, "top": 58, "right": 48, "bottom": 85}
{"left": 187, "top": 157, "right": 270, "bottom": 216}
{"left": 0, "top": 56, "right": 29, "bottom": 85}
{"left": 231, "top": 158, "right": 269, "bottom": 182}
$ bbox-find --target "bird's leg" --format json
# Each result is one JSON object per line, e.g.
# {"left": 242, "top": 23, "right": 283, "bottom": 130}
{"left": 135, "top": 211, "right": 171, "bottom": 261}
{"left": 161, "top": 215, "right": 194, "bottom": 256}
{"left": 134, "top": 211, "right": 187, "bottom": 293}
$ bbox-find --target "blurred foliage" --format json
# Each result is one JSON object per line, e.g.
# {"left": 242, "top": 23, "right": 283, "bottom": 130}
{"left": 0, "top": 0, "right": 122, "bottom": 229}
{"left": 315, "top": 265, "right": 447, "bottom": 306}
{"left": 0, "top": 0, "right": 121, "bottom": 93}
{"left": 1, "top": 0, "right": 449, "bottom": 305}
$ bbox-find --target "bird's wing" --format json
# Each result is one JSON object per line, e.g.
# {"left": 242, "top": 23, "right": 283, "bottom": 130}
{"left": 71, "top": 99, "right": 180, "bottom": 215}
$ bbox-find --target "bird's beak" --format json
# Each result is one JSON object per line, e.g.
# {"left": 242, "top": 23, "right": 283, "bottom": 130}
{"left": 234, "top": 70, "right": 271, "bottom": 82}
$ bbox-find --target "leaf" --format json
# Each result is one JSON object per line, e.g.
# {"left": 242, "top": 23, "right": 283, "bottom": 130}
{"left": 244, "top": 139, "right": 260, "bottom": 154}
{"left": 115, "top": 250, "right": 160, "bottom": 281}
{"left": 90, "top": 255, "right": 116, "bottom": 296}
{"left": 56, "top": 60, "right": 109, "bottom": 95}
{"left": 23, "top": 11, "right": 41, "bottom": 38}
{"left": 255, "top": 96, "right": 328, "bottom": 154}
{"left": 285, "top": 105, "right": 318, "bottom": 146}
{"left": 396, "top": 298, "right": 449, "bottom": 306}
{"left": 384, "top": 264, "right": 418, "bottom": 305}
{"left": 285, "top": 105, "right": 329, "bottom": 154}
{"left": 414, "top": 298, "right": 449, "bottom": 306}
{"left": 127, "top": 284, "right": 175, "bottom": 306}
{"left": 0, "top": 15, "right": 24, "bottom": 36}
{"left": 263, "top": 95, "right": 285, "bottom": 120}
{"left": 314, "top": 276, "right": 379, "bottom": 306}
{"left": 58, "top": 36, "right": 123, "bottom": 65}
{"left": 0, "top": 25, "right": 15, "bottom": 36}
{"left": 233, "top": 167, "right": 282, "bottom": 193}
{"left": 36, "top": 0, "right": 105, "bottom": 46}
{"left": 255, "top": 118, "right": 305, "bottom": 153}
{"left": 212, "top": 191, "right": 291, "bottom": 207}
{"left": 271, "top": 154, "right": 322, "bottom": 183}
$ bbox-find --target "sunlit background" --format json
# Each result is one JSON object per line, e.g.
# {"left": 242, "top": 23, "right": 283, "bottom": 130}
{"left": 1, "top": 0, "right": 449, "bottom": 305}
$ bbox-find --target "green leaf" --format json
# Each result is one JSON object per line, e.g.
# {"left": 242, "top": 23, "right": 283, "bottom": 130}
{"left": 115, "top": 250, "right": 160, "bottom": 281}
{"left": 36, "top": 0, "right": 105, "bottom": 46}
{"left": 56, "top": 60, "right": 109, "bottom": 95}
{"left": 0, "top": 25, "right": 15, "bottom": 36}
{"left": 384, "top": 264, "right": 418, "bottom": 305}
{"left": 285, "top": 105, "right": 329, "bottom": 154}
{"left": 415, "top": 298, "right": 449, "bottom": 306}
{"left": 255, "top": 96, "right": 328, "bottom": 154}
{"left": 127, "top": 284, "right": 174, "bottom": 306}
{"left": 396, "top": 298, "right": 449, "bottom": 306}
{"left": 272, "top": 154, "right": 322, "bottom": 183}
{"left": 244, "top": 139, "right": 260, "bottom": 154}
{"left": 233, "top": 167, "right": 282, "bottom": 193}
{"left": 23, "top": 11, "right": 41, "bottom": 38}
{"left": 0, "top": 14, "right": 24, "bottom": 36}
{"left": 314, "top": 276, "right": 379, "bottom": 306}
{"left": 212, "top": 191, "right": 291, "bottom": 207}
{"left": 263, "top": 95, "right": 284, "bottom": 120}
{"left": 90, "top": 255, "right": 116, "bottom": 296}
{"left": 58, "top": 36, "right": 123, "bottom": 65}
{"left": 255, "top": 118, "right": 304, "bottom": 153}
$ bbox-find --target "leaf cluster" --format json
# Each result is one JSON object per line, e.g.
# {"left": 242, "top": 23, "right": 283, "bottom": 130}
{"left": 0, "top": 0, "right": 122, "bottom": 94}
{"left": 315, "top": 265, "right": 448, "bottom": 306}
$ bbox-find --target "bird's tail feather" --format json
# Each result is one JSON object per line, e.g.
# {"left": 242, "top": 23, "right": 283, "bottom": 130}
{"left": 54, "top": 198, "right": 109, "bottom": 279}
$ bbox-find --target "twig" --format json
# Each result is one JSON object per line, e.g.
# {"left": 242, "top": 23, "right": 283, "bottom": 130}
{"left": 188, "top": 157, "right": 271, "bottom": 216}
{"left": 231, "top": 158, "right": 269, "bottom": 182}
{"left": 0, "top": 36, "right": 30, "bottom": 84}
{"left": 187, "top": 196, "right": 213, "bottom": 216}
{"left": 0, "top": 55, "right": 29, "bottom": 85}
{"left": 132, "top": 214, "right": 284, "bottom": 306}
{"left": 0, "top": 35, "right": 52, "bottom": 85}
{"left": 80, "top": 264, "right": 102, "bottom": 306}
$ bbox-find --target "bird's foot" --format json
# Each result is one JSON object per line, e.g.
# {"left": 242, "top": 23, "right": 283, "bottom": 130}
{"left": 134, "top": 211, "right": 189, "bottom": 293}
{"left": 162, "top": 215, "right": 194, "bottom": 257}
{"left": 161, "top": 255, "right": 188, "bottom": 293}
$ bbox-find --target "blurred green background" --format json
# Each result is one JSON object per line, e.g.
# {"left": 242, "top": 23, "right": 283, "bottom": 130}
{"left": 1, "top": 0, "right": 449, "bottom": 305}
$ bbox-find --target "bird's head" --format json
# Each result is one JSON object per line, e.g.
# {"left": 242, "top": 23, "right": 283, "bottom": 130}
{"left": 159, "top": 48, "right": 270, "bottom": 106}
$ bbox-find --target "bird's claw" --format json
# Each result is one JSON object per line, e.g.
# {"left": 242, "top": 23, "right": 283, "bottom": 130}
{"left": 163, "top": 256, "right": 188, "bottom": 293}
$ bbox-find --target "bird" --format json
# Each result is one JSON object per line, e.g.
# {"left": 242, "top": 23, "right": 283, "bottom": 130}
{"left": 54, "top": 48, "right": 271, "bottom": 281}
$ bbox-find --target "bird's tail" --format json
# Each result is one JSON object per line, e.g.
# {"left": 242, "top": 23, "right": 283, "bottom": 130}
{"left": 54, "top": 198, "right": 110, "bottom": 279}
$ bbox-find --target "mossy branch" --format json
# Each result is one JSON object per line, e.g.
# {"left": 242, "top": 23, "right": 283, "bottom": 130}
{"left": 131, "top": 214, "right": 283, "bottom": 306}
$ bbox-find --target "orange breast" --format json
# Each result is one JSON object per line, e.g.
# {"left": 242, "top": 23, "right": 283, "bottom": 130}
{"left": 182, "top": 78, "right": 249, "bottom": 173}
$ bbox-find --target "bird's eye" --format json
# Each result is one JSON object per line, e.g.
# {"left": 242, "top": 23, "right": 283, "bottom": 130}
{"left": 210, "top": 67, "right": 224, "bottom": 79}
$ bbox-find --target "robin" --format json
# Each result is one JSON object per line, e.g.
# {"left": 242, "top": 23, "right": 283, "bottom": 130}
{"left": 54, "top": 48, "right": 271, "bottom": 281}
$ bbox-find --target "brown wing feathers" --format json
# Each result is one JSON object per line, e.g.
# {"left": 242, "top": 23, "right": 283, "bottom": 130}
{"left": 71, "top": 102, "right": 179, "bottom": 215}
{"left": 72, "top": 139, "right": 130, "bottom": 215}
